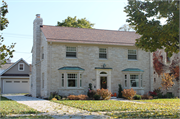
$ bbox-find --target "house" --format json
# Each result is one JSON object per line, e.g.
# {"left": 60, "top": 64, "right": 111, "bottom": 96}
{"left": 0, "top": 58, "right": 31, "bottom": 94}
{"left": 31, "top": 14, "right": 154, "bottom": 98}
{"left": 153, "top": 50, "right": 180, "bottom": 97}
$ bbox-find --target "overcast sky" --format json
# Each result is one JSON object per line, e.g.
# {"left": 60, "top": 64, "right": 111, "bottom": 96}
{"left": 2, "top": 0, "right": 129, "bottom": 64}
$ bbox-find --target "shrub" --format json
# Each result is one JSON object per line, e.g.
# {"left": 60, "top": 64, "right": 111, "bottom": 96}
{"left": 93, "top": 94, "right": 100, "bottom": 100}
{"left": 54, "top": 95, "right": 61, "bottom": 100}
{"left": 51, "top": 97, "right": 57, "bottom": 101}
{"left": 121, "top": 88, "right": 136, "bottom": 100}
{"left": 87, "top": 90, "right": 96, "bottom": 99}
{"left": 67, "top": 95, "right": 88, "bottom": 100}
{"left": 163, "top": 92, "right": 174, "bottom": 98}
{"left": 118, "top": 84, "right": 123, "bottom": 98}
{"left": 141, "top": 93, "right": 153, "bottom": 99}
{"left": 153, "top": 88, "right": 163, "bottom": 98}
{"left": 49, "top": 92, "right": 61, "bottom": 100}
{"left": 96, "top": 88, "right": 112, "bottom": 100}
{"left": 77, "top": 94, "right": 88, "bottom": 100}
{"left": 149, "top": 91, "right": 157, "bottom": 97}
{"left": 134, "top": 95, "right": 141, "bottom": 100}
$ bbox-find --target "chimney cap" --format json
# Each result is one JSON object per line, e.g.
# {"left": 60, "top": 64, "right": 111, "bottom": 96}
{"left": 36, "top": 14, "right": 40, "bottom": 18}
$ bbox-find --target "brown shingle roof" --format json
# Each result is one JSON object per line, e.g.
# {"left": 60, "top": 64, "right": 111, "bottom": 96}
{"left": 41, "top": 25, "right": 140, "bottom": 46}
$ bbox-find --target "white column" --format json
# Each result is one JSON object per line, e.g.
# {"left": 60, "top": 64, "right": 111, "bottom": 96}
{"left": 77, "top": 73, "right": 80, "bottom": 88}
{"left": 127, "top": 74, "right": 130, "bottom": 88}
{"left": 96, "top": 70, "right": 100, "bottom": 89}
{"left": 139, "top": 74, "right": 141, "bottom": 88}
{"left": 108, "top": 70, "right": 111, "bottom": 91}
{"left": 64, "top": 72, "right": 67, "bottom": 88}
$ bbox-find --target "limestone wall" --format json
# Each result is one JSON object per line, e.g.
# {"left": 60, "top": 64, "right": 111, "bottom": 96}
{"left": 45, "top": 43, "right": 152, "bottom": 97}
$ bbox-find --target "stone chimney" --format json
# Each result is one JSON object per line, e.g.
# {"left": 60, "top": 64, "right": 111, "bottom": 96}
{"left": 32, "top": 14, "right": 43, "bottom": 97}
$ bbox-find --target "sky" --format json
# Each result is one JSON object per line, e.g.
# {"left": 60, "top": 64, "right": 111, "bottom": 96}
{"left": 2, "top": 0, "right": 129, "bottom": 64}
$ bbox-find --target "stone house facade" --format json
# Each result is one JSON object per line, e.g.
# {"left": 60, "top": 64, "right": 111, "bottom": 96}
{"left": 31, "top": 14, "right": 154, "bottom": 98}
{"left": 153, "top": 50, "right": 180, "bottom": 97}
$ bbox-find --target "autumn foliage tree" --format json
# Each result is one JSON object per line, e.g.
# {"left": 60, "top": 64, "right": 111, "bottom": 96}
{"left": 161, "top": 73, "right": 175, "bottom": 93}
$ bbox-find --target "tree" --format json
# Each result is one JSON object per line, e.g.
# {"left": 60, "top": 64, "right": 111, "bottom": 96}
{"left": 118, "top": 24, "right": 135, "bottom": 31}
{"left": 161, "top": 73, "right": 175, "bottom": 93}
{"left": 124, "top": 0, "right": 179, "bottom": 56}
{"left": 57, "top": 16, "right": 94, "bottom": 29}
{"left": 0, "top": 0, "right": 15, "bottom": 65}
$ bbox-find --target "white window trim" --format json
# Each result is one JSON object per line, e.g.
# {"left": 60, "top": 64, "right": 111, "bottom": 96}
{"left": 99, "top": 48, "right": 107, "bottom": 59}
{"left": 59, "top": 71, "right": 84, "bottom": 89}
{"left": 18, "top": 63, "right": 25, "bottom": 71}
{"left": 128, "top": 49, "right": 137, "bottom": 60}
{"left": 66, "top": 46, "right": 77, "bottom": 58}
{"left": 123, "top": 72, "right": 143, "bottom": 89}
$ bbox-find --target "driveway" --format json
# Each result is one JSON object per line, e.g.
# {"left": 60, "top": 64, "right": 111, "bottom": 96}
{"left": 2, "top": 94, "right": 112, "bottom": 119}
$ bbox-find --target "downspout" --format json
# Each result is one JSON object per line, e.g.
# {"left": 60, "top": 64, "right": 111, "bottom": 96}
{"left": 49, "top": 42, "right": 52, "bottom": 97}
{"left": 149, "top": 52, "right": 153, "bottom": 91}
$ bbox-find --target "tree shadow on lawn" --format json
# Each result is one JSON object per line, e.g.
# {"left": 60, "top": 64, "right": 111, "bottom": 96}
{"left": 107, "top": 110, "right": 180, "bottom": 118}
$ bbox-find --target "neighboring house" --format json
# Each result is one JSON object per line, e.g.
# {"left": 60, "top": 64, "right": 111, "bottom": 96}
{"left": 0, "top": 58, "right": 31, "bottom": 94}
{"left": 153, "top": 50, "right": 180, "bottom": 97}
{"left": 31, "top": 14, "right": 154, "bottom": 98}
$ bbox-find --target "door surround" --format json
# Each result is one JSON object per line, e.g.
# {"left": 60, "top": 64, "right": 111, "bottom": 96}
{"left": 95, "top": 69, "right": 112, "bottom": 91}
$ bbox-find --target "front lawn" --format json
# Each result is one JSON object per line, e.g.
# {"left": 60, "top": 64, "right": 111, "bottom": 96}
{"left": 52, "top": 99, "right": 180, "bottom": 118}
{"left": 0, "top": 96, "right": 39, "bottom": 117}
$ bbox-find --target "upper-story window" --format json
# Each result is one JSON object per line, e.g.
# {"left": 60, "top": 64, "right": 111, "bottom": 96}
{"left": 99, "top": 48, "right": 107, "bottom": 59}
{"left": 18, "top": 63, "right": 24, "bottom": 71}
{"left": 66, "top": 46, "right": 76, "bottom": 58}
{"left": 128, "top": 50, "right": 137, "bottom": 60}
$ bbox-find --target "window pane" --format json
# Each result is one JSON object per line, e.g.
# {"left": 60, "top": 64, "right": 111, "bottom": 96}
{"left": 125, "top": 75, "right": 127, "bottom": 79}
{"left": 62, "top": 79, "right": 64, "bottom": 87}
{"left": 100, "top": 72, "right": 107, "bottom": 74}
{"left": 130, "top": 75, "right": 138, "bottom": 79}
{"left": 14, "top": 81, "right": 20, "bottom": 83}
{"left": 66, "top": 47, "right": 76, "bottom": 52}
{"left": 80, "top": 80, "right": 82, "bottom": 87}
{"left": 66, "top": 52, "right": 76, "bottom": 57}
{"left": 130, "top": 79, "right": 139, "bottom": 87}
{"left": 128, "top": 50, "right": 136, "bottom": 55}
{"left": 128, "top": 55, "right": 137, "bottom": 60}
{"left": 67, "top": 74, "right": 77, "bottom": 87}
{"left": 19, "top": 64, "right": 24, "bottom": 70}
{"left": 99, "top": 54, "right": 107, "bottom": 58}
{"left": 125, "top": 80, "right": 127, "bottom": 87}
{"left": 62, "top": 74, "right": 64, "bottom": 78}
{"left": 99, "top": 48, "right": 106, "bottom": 53}
{"left": 68, "top": 80, "right": 77, "bottom": 87}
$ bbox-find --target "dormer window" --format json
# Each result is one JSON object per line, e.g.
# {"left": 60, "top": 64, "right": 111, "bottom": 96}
{"left": 18, "top": 63, "right": 24, "bottom": 71}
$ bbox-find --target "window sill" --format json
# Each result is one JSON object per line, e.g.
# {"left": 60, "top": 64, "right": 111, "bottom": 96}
{"left": 99, "top": 58, "right": 107, "bottom": 60}
{"left": 59, "top": 87, "right": 84, "bottom": 90}
{"left": 66, "top": 57, "right": 77, "bottom": 59}
{"left": 124, "top": 87, "right": 144, "bottom": 90}
{"left": 128, "top": 59, "right": 137, "bottom": 61}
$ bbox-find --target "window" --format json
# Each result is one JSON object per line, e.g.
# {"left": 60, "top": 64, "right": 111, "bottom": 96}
{"left": 100, "top": 72, "right": 107, "bottom": 74}
{"left": 125, "top": 75, "right": 127, "bottom": 87}
{"left": 66, "top": 46, "right": 76, "bottom": 58}
{"left": 141, "top": 75, "right": 142, "bottom": 87}
{"left": 18, "top": 63, "right": 24, "bottom": 71}
{"left": 62, "top": 73, "right": 64, "bottom": 87}
{"left": 128, "top": 50, "right": 137, "bottom": 60}
{"left": 67, "top": 74, "right": 77, "bottom": 87}
{"left": 14, "top": 81, "right": 20, "bottom": 83}
{"left": 99, "top": 48, "right": 107, "bottom": 59}
{"left": 42, "top": 47, "right": 44, "bottom": 59}
{"left": 22, "top": 81, "right": 28, "bottom": 83}
{"left": 130, "top": 75, "right": 139, "bottom": 87}
{"left": 166, "top": 52, "right": 170, "bottom": 63}
{"left": 80, "top": 74, "right": 82, "bottom": 87}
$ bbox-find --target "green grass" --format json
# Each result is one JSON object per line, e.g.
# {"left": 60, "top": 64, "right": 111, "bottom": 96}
{"left": 52, "top": 99, "right": 180, "bottom": 118}
{"left": 0, "top": 96, "right": 39, "bottom": 117}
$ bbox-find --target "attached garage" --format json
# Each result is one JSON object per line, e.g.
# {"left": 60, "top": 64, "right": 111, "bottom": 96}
{"left": 3, "top": 79, "right": 30, "bottom": 93}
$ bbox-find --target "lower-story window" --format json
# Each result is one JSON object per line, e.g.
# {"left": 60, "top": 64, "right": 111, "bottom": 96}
{"left": 67, "top": 74, "right": 77, "bottom": 87}
{"left": 130, "top": 75, "right": 139, "bottom": 87}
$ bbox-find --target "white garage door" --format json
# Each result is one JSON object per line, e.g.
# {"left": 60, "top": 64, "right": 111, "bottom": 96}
{"left": 4, "top": 79, "right": 29, "bottom": 93}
